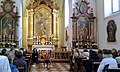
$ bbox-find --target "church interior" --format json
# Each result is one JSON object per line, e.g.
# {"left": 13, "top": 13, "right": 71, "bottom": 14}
{"left": 0, "top": 0, "right": 120, "bottom": 72}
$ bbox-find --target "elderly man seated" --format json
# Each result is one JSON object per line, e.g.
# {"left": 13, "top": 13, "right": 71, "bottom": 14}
{"left": 97, "top": 50, "right": 118, "bottom": 72}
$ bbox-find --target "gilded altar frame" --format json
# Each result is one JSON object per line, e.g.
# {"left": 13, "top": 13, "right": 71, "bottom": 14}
{"left": 71, "top": 0, "right": 97, "bottom": 49}
{"left": 0, "top": 0, "right": 19, "bottom": 48}
{"left": 26, "top": 0, "right": 59, "bottom": 50}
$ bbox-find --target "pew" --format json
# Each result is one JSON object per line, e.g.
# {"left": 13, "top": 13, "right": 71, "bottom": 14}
{"left": 25, "top": 53, "right": 32, "bottom": 72}
{"left": 70, "top": 56, "right": 87, "bottom": 72}
{"left": 107, "top": 68, "right": 120, "bottom": 72}
{"left": 18, "top": 66, "right": 24, "bottom": 72}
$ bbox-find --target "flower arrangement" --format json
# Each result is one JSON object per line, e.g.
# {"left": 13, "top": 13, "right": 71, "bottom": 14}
{"left": 40, "top": 50, "right": 47, "bottom": 59}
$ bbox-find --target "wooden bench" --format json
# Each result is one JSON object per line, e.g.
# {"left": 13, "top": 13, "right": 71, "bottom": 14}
{"left": 107, "top": 68, "right": 120, "bottom": 72}
{"left": 18, "top": 66, "right": 24, "bottom": 72}
{"left": 25, "top": 54, "right": 32, "bottom": 72}
{"left": 74, "top": 57, "right": 87, "bottom": 72}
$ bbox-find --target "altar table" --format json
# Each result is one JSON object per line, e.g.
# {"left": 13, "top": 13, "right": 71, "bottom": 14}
{"left": 32, "top": 45, "right": 55, "bottom": 51}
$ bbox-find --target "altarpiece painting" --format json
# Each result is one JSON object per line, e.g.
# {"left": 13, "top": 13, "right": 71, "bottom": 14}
{"left": 34, "top": 5, "right": 52, "bottom": 36}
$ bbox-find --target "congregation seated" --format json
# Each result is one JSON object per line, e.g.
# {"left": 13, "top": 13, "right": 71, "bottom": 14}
{"left": 0, "top": 47, "right": 19, "bottom": 72}
{"left": 69, "top": 48, "right": 120, "bottom": 72}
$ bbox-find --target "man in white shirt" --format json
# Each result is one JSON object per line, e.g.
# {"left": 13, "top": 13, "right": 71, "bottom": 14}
{"left": 82, "top": 49, "right": 89, "bottom": 59}
{"left": 0, "top": 55, "right": 11, "bottom": 72}
{"left": 97, "top": 50, "right": 118, "bottom": 72}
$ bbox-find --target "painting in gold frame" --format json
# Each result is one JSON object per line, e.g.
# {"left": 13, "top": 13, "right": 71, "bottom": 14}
{"left": 34, "top": 5, "right": 52, "bottom": 37}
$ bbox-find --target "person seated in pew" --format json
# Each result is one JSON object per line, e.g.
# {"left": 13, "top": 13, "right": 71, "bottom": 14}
{"left": 82, "top": 48, "right": 89, "bottom": 59}
{"left": 98, "top": 49, "right": 104, "bottom": 60}
{"left": 8, "top": 47, "right": 15, "bottom": 64}
{"left": 89, "top": 49, "right": 100, "bottom": 61}
{"left": 1, "top": 48, "right": 8, "bottom": 56}
{"left": 7, "top": 55, "right": 19, "bottom": 72}
{"left": 112, "top": 48, "right": 118, "bottom": 59}
{"left": 72, "top": 48, "right": 80, "bottom": 63}
{"left": 13, "top": 50, "right": 27, "bottom": 72}
{"left": 97, "top": 50, "right": 118, "bottom": 72}
{"left": 115, "top": 55, "right": 120, "bottom": 68}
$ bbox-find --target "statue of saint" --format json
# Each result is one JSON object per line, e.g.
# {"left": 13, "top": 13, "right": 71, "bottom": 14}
{"left": 40, "top": 23, "right": 46, "bottom": 36}
{"left": 107, "top": 20, "right": 116, "bottom": 42}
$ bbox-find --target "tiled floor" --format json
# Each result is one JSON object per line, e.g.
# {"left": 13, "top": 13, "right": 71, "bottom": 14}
{"left": 30, "top": 63, "right": 70, "bottom": 72}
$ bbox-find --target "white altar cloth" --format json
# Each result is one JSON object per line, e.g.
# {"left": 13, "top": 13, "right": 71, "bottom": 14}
{"left": 32, "top": 45, "right": 55, "bottom": 51}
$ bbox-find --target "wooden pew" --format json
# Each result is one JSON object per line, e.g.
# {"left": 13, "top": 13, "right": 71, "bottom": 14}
{"left": 107, "top": 68, "right": 120, "bottom": 72}
{"left": 73, "top": 57, "right": 87, "bottom": 72}
{"left": 25, "top": 53, "right": 32, "bottom": 72}
{"left": 18, "top": 66, "right": 24, "bottom": 72}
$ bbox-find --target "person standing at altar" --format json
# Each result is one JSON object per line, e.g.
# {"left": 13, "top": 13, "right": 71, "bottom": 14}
{"left": 44, "top": 51, "right": 50, "bottom": 69}
{"left": 32, "top": 48, "right": 39, "bottom": 64}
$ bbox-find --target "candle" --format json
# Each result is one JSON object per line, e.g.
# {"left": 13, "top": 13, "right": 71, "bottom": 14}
{"left": 87, "top": 36, "right": 88, "bottom": 39}
{"left": 81, "top": 35, "right": 82, "bottom": 39}
{"left": 90, "top": 36, "right": 92, "bottom": 40}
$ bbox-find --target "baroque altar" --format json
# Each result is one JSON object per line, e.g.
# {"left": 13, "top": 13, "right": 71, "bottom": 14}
{"left": 71, "top": 0, "right": 97, "bottom": 49}
{"left": 26, "top": 0, "right": 60, "bottom": 50}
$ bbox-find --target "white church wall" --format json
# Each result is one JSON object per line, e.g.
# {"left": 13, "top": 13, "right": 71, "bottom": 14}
{"left": 96, "top": 0, "right": 120, "bottom": 50}
{"left": 13, "top": 0, "right": 22, "bottom": 48}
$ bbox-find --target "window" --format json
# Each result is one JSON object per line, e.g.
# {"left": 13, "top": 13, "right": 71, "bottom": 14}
{"left": 113, "top": 0, "right": 119, "bottom": 12}
{"left": 104, "top": 0, "right": 120, "bottom": 17}
{"left": 64, "top": 0, "right": 69, "bottom": 28}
